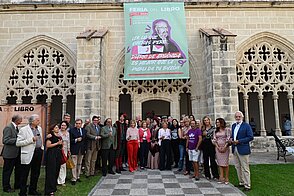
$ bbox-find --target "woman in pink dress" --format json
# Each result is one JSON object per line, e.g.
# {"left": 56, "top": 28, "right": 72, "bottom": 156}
{"left": 212, "top": 118, "right": 231, "bottom": 184}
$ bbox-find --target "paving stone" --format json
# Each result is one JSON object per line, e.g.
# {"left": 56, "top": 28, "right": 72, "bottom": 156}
{"left": 148, "top": 183, "right": 164, "bottom": 189}
{"left": 117, "top": 179, "right": 133, "bottom": 184}
{"left": 217, "top": 187, "right": 238, "bottom": 193}
{"left": 148, "top": 174, "right": 162, "bottom": 179}
{"left": 93, "top": 189, "right": 113, "bottom": 195}
{"left": 114, "top": 183, "right": 132, "bottom": 189}
{"left": 196, "top": 182, "right": 214, "bottom": 188}
{"left": 182, "top": 188, "right": 202, "bottom": 194}
{"left": 129, "top": 189, "right": 148, "bottom": 195}
{"left": 148, "top": 188, "right": 165, "bottom": 195}
{"left": 99, "top": 184, "right": 116, "bottom": 189}
{"left": 179, "top": 183, "right": 198, "bottom": 188}
{"left": 131, "top": 183, "right": 147, "bottom": 189}
{"left": 164, "top": 188, "right": 184, "bottom": 195}
{"left": 164, "top": 183, "right": 181, "bottom": 188}
{"left": 162, "top": 178, "right": 178, "bottom": 183}
{"left": 134, "top": 175, "right": 147, "bottom": 179}
{"left": 148, "top": 178, "right": 163, "bottom": 183}
{"left": 132, "top": 179, "right": 147, "bottom": 184}
{"left": 111, "top": 189, "right": 130, "bottom": 195}
{"left": 199, "top": 188, "right": 221, "bottom": 194}
{"left": 101, "top": 179, "right": 118, "bottom": 184}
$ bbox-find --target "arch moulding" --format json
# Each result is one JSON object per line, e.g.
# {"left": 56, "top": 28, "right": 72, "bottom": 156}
{"left": 0, "top": 35, "right": 77, "bottom": 103}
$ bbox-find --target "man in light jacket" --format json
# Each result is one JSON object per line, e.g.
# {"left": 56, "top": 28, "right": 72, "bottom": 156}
{"left": 16, "top": 114, "right": 44, "bottom": 196}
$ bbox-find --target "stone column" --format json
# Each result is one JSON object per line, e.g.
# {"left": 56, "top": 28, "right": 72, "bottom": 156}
{"left": 76, "top": 29, "right": 108, "bottom": 120}
{"left": 272, "top": 94, "right": 281, "bottom": 136}
{"left": 287, "top": 94, "right": 294, "bottom": 135}
{"left": 170, "top": 94, "right": 180, "bottom": 120}
{"left": 258, "top": 95, "right": 266, "bottom": 137}
{"left": 199, "top": 28, "right": 238, "bottom": 124}
{"left": 62, "top": 98, "right": 67, "bottom": 117}
{"left": 243, "top": 94, "right": 249, "bottom": 122}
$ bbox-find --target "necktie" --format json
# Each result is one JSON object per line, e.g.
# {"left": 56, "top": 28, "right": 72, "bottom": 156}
{"left": 79, "top": 128, "right": 82, "bottom": 136}
{"left": 95, "top": 126, "right": 99, "bottom": 134}
{"left": 16, "top": 126, "right": 19, "bottom": 132}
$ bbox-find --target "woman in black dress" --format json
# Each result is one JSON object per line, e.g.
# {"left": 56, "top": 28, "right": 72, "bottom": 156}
{"left": 45, "top": 124, "right": 63, "bottom": 195}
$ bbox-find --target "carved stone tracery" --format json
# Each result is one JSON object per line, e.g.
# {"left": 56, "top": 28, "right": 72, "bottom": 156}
{"left": 237, "top": 42, "right": 293, "bottom": 94}
{"left": 6, "top": 45, "right": 76, "bottom": 102}
{"left": 118, "top": 69, "right": 192, "bottom": 95}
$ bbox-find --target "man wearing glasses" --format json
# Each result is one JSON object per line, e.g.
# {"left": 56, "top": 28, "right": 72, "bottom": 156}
{"left": 230, "top": 111, "right": 253, "bottom": 192}
{"left": 69, "top": 119, "right": 86, "bottom": 185}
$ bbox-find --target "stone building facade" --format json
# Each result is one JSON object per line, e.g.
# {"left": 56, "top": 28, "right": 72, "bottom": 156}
{"left": 0, "top": 0, "right": 293, "bottom": 139}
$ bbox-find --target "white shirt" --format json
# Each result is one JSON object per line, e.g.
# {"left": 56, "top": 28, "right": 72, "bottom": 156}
{"left": 158, "top": 128, "right": 171, "bottom": 146}
{"left": 234, "top": 122, "right": 242, "bottom": 141}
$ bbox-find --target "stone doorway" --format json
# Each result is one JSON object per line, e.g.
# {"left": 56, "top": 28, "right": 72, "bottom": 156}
{"left": 142, "top": 100, "right": 170, "bottom": 119}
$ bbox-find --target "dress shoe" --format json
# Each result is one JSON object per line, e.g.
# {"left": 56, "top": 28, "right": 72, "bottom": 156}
{"left": 28, "top": 190, "right": 41, "bottom": 195}
{"left": 244, "top": 187, "right": 251, "bottom": 192}
{"left": 102, "top": 173, "right": 107, "bottom": 177}
{"left": 4, "top": 188, "right": 15, "bottom": 193}
{"left": 108, "top": 171, "right": 115, "bottom": 175}
{"left": 120, "top": 167, "right": 126, "bottom": 171}
{"left": 77, "top": 179, "right": 81, "bottom": 182}
{"left": 116, "top": 169, "right": 121, "bottom": 174}
{"left": 85, "top": 175, "right": 90, "bottom": 178}
{"left": 71, "top": 181, "right": 76, "bottom": 185}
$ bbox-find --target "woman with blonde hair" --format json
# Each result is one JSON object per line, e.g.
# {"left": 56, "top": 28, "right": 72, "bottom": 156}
{"left": 201, "top": 116, "right": 219, "bottom": 180}
{"left": 126, "top": 120, "right": 139, "bottom": 172}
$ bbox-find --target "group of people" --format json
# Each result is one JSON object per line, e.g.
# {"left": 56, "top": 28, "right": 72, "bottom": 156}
{"left": 1, "top": 111, "right": 254, "bottom": 195}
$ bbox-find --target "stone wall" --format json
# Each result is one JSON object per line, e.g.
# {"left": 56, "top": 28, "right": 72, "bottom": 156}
{"left": 1, "top": 2, "right": 294, "bottom": 120}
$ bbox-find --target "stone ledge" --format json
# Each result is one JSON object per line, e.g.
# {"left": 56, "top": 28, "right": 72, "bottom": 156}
{"left": 76, "top": 28, "right": 108, "bottom": 40}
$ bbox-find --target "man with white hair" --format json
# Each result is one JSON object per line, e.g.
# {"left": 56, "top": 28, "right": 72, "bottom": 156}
{"left": 16, "top": 114, "right": 44, "bottom": 196}
{"left": 230, "top": 111, "right": 253, "bottom": 192}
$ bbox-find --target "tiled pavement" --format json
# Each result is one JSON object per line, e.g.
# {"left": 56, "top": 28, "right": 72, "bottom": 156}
{"left": 89, "top": 169, "right": 245, "bottom": 196}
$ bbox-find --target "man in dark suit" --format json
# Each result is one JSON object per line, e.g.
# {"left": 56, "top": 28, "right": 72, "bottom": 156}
{"left": 84, "top": 116, "right": 101, "bottom": 177}
{"left": 69, "top": 119, "right": 87, "bottom": 185}
{"left": 1, "top": 115, "right": 22, "bottom": 193}
{"left": 100, "top": 118, "right": 117, "bottom": 176}
{"left": 231, "top": 111, "right": 254, "bottom": 192}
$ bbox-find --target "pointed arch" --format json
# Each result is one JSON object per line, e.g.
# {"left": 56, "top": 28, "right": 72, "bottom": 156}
{"left": 236, "top": 31, "right": 294, "bottom": 96}
{"left": 0, "top": 35, "right": 77, "bottom": 103}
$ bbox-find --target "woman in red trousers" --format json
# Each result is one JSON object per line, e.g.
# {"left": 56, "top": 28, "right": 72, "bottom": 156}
{"left": 126, "top": 120, "right": 139, "bottom": 172}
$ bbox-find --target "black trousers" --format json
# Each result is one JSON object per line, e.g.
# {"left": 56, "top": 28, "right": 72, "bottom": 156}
{"left": 185, "top": 151, "right": 192, "bottom": 173}
{"left": 2, "top": 155, "right": 21, "bottom": 191}
{"left": 171, "top": 139, "right": 180, "bottom": 166}
{"left": 101, "top": 148, "right": 115, "bottom": 175}
{"left": 19, "top": 148, "right": 43, "bottom": 196}
{"left": 202, "top": 139, "right": 219, "bottom": 179}
{"left": 159, "top": 140, "right": 172, "bottom": 170}
{"left": 139, "top": 141, "right": 149, "bottom": 167}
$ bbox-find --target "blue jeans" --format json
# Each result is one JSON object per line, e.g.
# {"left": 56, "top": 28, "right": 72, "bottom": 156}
{"left": 178, "top": 144, "right": 185, "bottom": 170}
{"left": 285, "top": 130, "right": 291, "bottom": 136}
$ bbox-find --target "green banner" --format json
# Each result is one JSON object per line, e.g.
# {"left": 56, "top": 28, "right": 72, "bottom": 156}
{"left": 124, "top": 2, "right": 189, "bottom": 80}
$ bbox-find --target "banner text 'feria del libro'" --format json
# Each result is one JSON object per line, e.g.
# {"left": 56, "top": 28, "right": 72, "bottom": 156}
{"left": 124, "top": 2, "right": 189, "bottom": 80}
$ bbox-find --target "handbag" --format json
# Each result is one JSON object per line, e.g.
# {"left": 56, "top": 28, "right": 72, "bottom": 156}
{"left": 66, "top": 154, "right": 75, "bottom": 169}
{"left": 60, "top": 149, "right": 67, "bottom": 165}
